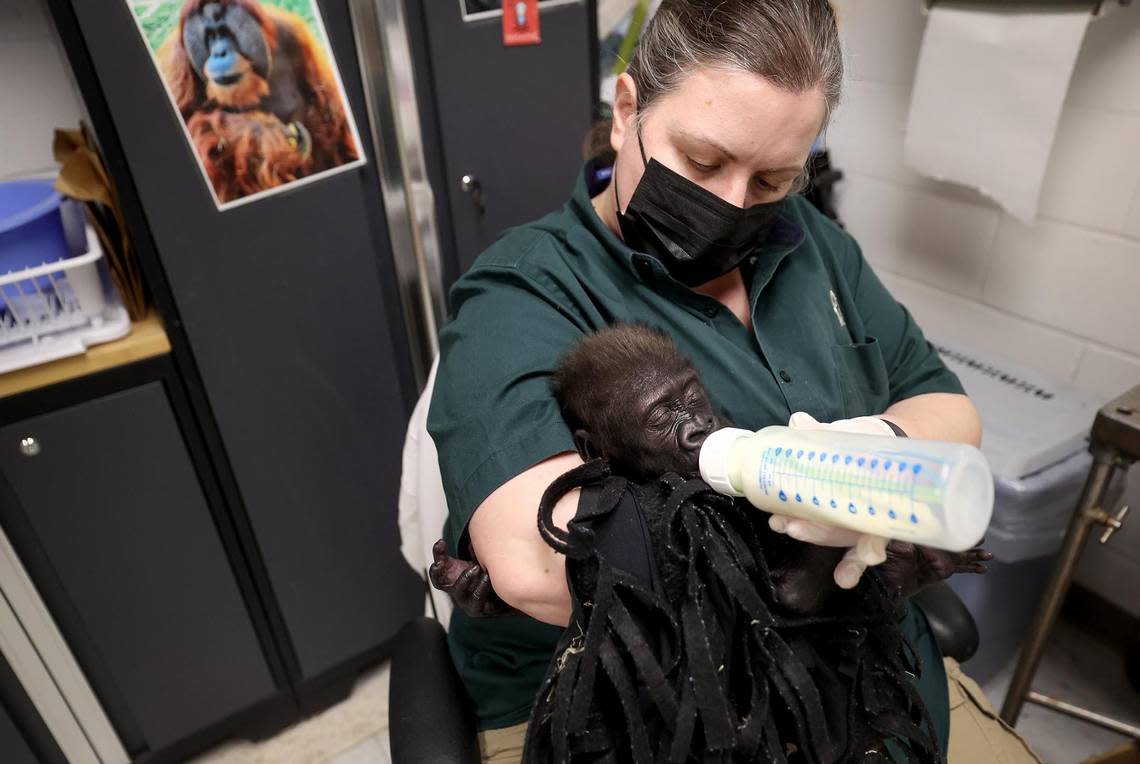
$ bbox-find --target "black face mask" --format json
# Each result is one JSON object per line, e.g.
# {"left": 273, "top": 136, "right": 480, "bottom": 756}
{"left": 615, "top": 130, "right": 786, "bottom": 287}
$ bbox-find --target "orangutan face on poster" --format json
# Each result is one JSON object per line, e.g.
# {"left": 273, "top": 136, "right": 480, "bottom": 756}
{"left": 129, "top": 0, "right": 365, "bottom": 209}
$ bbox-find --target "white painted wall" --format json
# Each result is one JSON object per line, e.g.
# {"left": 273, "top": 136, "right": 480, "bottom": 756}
{"left": 828, "top": 1, "right": 1140, "bottom": 615}
{"left": 0, "top": 0, "right": 86, "bottom": 180}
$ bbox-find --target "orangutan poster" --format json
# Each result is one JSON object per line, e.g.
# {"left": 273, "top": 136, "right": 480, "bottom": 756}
{"left": 128, "top": 0, "right": 366, "bottom": 210}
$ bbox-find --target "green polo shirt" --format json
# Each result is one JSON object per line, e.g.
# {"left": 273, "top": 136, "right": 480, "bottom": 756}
{"left": 426, "top": 162, "right": 963, "bottom": 752}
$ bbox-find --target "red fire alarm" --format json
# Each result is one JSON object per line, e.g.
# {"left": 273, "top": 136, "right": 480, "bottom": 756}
{"left": 502, "top": 0, "right": 541, "bottom": 47}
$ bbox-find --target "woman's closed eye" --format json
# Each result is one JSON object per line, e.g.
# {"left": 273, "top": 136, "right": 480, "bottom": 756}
{"left": 685, "top": 156, "right": 720, "bottom": 173}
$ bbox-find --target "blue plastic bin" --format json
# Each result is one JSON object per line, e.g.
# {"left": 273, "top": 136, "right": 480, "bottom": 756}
{"left": 0, "top": 180, "right": 70, "bottom": 274}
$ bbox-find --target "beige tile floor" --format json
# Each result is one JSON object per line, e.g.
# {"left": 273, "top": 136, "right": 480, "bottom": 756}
{"left": 190, "top": 663, "right": 391, "bottom": 764}
{"left": 191, "top": 614, "right": 1137, "bottom": 764}
{"left": 980, "top": 618, "right": 1139, "bottom": 764}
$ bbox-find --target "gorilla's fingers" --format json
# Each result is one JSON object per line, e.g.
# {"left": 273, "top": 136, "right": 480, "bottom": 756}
{"left": 471, "top": 571, "right": 493, "bottom": 602}
{"left": 454, "top": 563, "right": 483, "bottom": 594}
{"left": 428, "top": 561, "right": 453, "bottom": 592}
{"left": 432, "top": 538, "right": 448, "bottom": 564}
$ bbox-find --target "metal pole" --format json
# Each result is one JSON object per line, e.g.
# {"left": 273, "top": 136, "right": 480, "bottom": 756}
{"left": 999, "top": 446, "right": 1121, "bottom": 725}
{"left": 1025, "top": 692, "right": 1140, "bottom": 739}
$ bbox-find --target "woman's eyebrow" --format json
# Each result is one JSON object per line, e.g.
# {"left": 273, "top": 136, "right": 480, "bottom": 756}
{"left": 670, "top": 125, "right": 737, "bottom": 161}
{"left": 668, "top": 125, "right": 802, "bottom": 174}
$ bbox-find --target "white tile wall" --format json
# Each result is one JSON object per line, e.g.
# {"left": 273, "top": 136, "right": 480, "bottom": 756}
{"left": 1065, "top": 5, "right": 1140, "bottom": 115}
{"left": 835, "top": 172, "right": 999, "bottom": 299}
{"left": 828, "top": 0, "right": 1140, "bottom": 614}
{"left": 0, "top": 0, "right": 85, "bottom": 180}
{"left": 835, "top": 0, "right": 928, "bottom": 86}
{"left": 1037, "top": 106, "right": 1140, "bottom": 233}
{"left": 1125, "top": 188, "right": 1140, "bottom": 241}
{"left": 982, "top": 217, "right": 1140, "bottom": 356}
{"left": 827, "top": 80, "right": 927, "bottom": 188}
{"left": 878, "top": 271, "right": 1086, "bottom": 382}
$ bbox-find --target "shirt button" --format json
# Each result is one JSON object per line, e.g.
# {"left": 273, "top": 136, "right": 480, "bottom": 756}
{"left": 779, "top": 369, "right": 792, "bottom": 383}
{"left": 703, "top": 306, "right": 717, "bottom": 317}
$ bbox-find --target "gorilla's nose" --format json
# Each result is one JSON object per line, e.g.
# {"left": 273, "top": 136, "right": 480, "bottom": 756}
{"left": 679, "top": 414, "right": 715, "bottom": 450}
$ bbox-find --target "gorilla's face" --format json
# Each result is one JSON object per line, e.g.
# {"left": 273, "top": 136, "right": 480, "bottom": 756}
{"left": 603, "top": 366, "right": 728, "bottom": 480}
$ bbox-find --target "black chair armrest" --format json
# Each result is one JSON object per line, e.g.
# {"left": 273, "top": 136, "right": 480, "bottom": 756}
{"left": 912, "top": 581, "right": 980, "bottom": 663}
{"left": 389, "top": 617, "right": 480, "bottom": 764}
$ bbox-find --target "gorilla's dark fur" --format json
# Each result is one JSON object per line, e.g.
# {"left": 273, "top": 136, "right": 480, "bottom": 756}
{"left": 522, "top": 323, "right": 940, "bottom": 763}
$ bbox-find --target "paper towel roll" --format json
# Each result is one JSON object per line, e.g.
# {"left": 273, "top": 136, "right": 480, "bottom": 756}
{"left": 903, "top": 3, "right": 1091, "bottom": 223}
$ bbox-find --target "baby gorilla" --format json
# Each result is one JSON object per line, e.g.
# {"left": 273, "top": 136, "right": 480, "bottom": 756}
{"left": 431, "top": 323, "right": 987, "bottom": 617}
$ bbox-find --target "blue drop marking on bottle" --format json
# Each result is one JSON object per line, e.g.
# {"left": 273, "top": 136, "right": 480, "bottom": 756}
{"left": 812, "top": 496, "right": 820, "bottom": 506}
{"left": 857, "top": 457, "right": 865, "bottom": 467}
{"left": 795, "top": 493, "right": 802, "bottom": 503}
{"left": 832, "top": 454, "right": 840, "bottom": 463}
{"left": 844, "top": 455, "right": 853, "bottom": 465}
{"left": 899, "top": 462, "right": 907, "bottom": 472}
{"left": 797, "top": 450, "right": 804, "bottom": 458}
{"left": 778, "top": 490, "right": 787, "bottom": 502}
{"left": 888, "top": 509, "right": 897, "bottom": 519}
{"left": 912, "top": 464, "right": 922, "bottom": 475}
{"left": 870, "top": 458, "right": 878, "bottom": 469}
{"left": 848, "top": 502, "right": 857, "bottom": 514}
{"left": 909, "top": 512, "right": 919, "bottom": 524}
{"left": 775, "top": 447, "right": 782, "bottom": 456}
{"left": 829, "top": 499, "right": 837, "bottom": 508}
{"left": 868, "top": 506, "right": 876, "bottom": 516}
{"left": 787, "top": 450, "right": 793, "bottom": 458}
{"left": 820, "top": 452, "right": 827, "bottom": 461}
{"left": 808, "top": 451, "right": 815, "bottom": 460}
{"left": 884, "top": 460, "right": 892, "bottom": 470}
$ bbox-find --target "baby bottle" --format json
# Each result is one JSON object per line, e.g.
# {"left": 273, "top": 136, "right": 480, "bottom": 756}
{"left": 699, "top": 426, "right": 993, "bottom": 552}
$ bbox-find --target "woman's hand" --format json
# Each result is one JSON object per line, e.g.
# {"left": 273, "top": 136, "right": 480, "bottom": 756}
{"left": 767, "top": 411, "right": 898, "bottom": 589}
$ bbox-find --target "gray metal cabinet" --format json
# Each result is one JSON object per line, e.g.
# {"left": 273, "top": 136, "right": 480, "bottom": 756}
{"left": 0, "top": 382, "right": 275, "bottom": 754}
{"left": 0, "top": 705, "right": 39, "bottom": 764}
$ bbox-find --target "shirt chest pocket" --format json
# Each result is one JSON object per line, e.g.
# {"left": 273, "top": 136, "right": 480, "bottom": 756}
{"left": 832, "top": 336, "right": 890, "bottom": 418}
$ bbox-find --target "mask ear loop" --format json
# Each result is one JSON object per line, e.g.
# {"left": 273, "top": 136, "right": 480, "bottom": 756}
{"left": 613, "top": 116, "right": 650, "bottom": 215}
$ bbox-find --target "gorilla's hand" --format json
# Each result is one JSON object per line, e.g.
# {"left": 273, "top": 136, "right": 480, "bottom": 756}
{"left": 878, "top": 541, "right": 992, "bottom": 598}
{"left": 428, "top": 539, "right": 518, "bottom": 617}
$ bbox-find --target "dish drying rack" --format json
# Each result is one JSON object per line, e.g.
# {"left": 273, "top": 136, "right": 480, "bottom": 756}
{"left": 0, "top": 225, "right": 130, "bottom": 375}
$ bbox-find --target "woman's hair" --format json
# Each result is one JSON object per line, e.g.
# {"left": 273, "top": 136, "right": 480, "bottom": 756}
{"left": 586, "top": 0, "right": 844, "bottom": 191}
{"left": 628, "top": 0, "right": 843, "bottom": 128}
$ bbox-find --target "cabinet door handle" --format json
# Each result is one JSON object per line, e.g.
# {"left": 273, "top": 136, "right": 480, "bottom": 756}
{"left": 460, "top": 174, "right": 485, "bottom": 215}
{"left": 18, "top": 437, "right": 41, "bottom": 457}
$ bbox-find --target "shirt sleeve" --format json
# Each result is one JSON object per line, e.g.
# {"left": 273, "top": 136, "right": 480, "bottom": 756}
{"left": 847, "top": 238, "right": 965, "bottom": 405}
{"left": 426, "top": 257, "right": 586, "bottom": 554}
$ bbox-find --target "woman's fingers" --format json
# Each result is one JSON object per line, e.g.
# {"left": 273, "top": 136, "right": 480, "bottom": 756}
{"left": 834, "top": 550, "right": 867, "bottom": 589}
{"left": 772, "top": 516, "right": 863, "bottom": 547}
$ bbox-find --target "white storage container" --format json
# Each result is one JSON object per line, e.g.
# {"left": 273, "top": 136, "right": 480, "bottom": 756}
{"left": 0, "top": 225, "right": 129, "bottom": 374}
{"left": 931, "top": 337, "right": 1110, "bottom": 682}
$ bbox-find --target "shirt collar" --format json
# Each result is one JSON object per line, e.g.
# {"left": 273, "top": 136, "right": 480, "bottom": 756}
{"left": 568, "top": 160, "right": 807, "bottom": 295}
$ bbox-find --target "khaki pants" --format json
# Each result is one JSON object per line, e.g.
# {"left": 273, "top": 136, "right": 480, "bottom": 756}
{"left": 478, "top": 658, "right": 1042, "bottom": 763}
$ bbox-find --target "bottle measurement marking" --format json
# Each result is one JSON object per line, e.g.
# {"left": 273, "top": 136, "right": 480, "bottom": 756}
{"left": 757, "top": 445, "right": 940, "bottom": 526}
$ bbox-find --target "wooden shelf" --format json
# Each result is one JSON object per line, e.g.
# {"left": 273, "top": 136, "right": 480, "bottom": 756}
{"left": 0, "top": 312, "right": 171, "bottom": 399}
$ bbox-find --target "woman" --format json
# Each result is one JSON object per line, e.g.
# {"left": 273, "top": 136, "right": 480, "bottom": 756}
{"left": 426, "top": 2, "right": 1039, "bottom": 761}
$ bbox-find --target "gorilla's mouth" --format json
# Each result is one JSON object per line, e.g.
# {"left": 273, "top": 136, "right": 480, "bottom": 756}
{"left": 214, "top": 73, "right": 243, "bottom": 87}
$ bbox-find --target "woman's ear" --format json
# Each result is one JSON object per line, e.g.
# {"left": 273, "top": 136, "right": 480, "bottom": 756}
{"left": 610, "top": 73, "right": 638, "bottom": 154}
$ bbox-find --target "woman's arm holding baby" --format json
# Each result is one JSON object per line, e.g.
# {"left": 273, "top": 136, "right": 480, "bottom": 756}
{"left": 465, "top": 451, "right": 585, "bottom": 627}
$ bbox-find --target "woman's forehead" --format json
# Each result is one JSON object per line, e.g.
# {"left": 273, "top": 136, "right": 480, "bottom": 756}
{"left": 650, "top": 67, "right": 825, "bottom": 167}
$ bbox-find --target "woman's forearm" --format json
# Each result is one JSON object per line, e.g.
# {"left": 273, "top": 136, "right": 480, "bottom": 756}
{"left": 880, "top": 392, "right": 982, "bottom": 447}
{"left": 466, "top": 451, "right": 584, "bottom": 627}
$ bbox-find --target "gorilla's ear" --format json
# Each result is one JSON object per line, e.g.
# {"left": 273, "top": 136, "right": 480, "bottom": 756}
{"left": 573, "top": 428, "right": 600, "bottom": 462}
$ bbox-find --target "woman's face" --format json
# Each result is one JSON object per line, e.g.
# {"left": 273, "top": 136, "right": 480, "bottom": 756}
{"left": 610, "top": 67, "right": 827, "bottom": 211}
